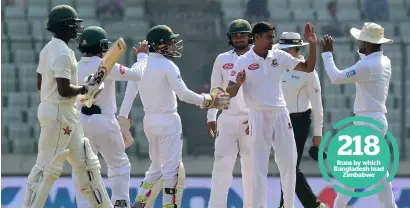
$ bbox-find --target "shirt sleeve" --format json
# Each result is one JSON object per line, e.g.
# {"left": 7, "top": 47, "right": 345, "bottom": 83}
{"left": 166, "top": 63, "right": 205, "bottom": 106}
{"left": 207, "top": 56, "right": 223, "bottom": 122}
{"left": 306, "top": 70, "right": 323, "bottom": 136}
{"left": 51, "top": 55, "right": 72, "bottom": 79}
{"left": 106, "top": 53, "right": 148, "bottom": 81}
{"left": 321, "top": 52, "right": 371, "bottom": 84}
{"left": 276, "top": 50, "right": 301, "bottom": 71}
{"left": 118, "top": 81, "right": 139, "bottom": 118}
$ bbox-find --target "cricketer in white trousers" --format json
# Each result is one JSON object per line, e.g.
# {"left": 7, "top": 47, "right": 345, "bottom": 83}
{"left": 229, "top": 47, "right": 313, "bottom": 208}
{"left": 322, "top": 50, "right": 397, "bottom": 208}
{"left": 119, "top": 52, "right": 209, "bottom": 206}
{"left": 207, "top": 50, "right": 252, "bottom": 208}
{"left": 23, "top": 37, "right": 111, "bottom": 208}
{"left": 72, "top": 52, "right": 148, "bottom": 208}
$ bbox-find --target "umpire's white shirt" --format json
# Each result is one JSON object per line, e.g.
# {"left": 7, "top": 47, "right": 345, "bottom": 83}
{"left": 77, "top": 53, "right": 147, "bottom": 116}
{"left": 36, "top": 37, "right": 78, "bottom": 104}
{"left": 321, "top": 51, "right": 391, "bottom": 114}
{"left": 119, "top": 52, "right": 205, "bottom": 117}
{"left": 282, "top": 57, "right": 323, "bottom": 136}
{"left": 230, "top": 47, "right": 301, "bottom": 110}
{"left": 207, "top": 50, "right": 248, "bottom": 122}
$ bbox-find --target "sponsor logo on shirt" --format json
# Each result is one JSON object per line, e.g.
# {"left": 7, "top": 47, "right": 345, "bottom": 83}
{"left": 119, "top": 64, "right": 125, "bottom": 74}
{"left": 291, "top": 75, "right": 300, "bottom": 80}
{"left": 223, "top": 63, "right": 234, "bottom": 69}
{"left": 248, "top": 63, "right": 259, "bottom": 70}
{"left": 271, "top": 59, "right": 278, "bottom": 67}
{"left": 231, "top": 70, "right": 236, "bottom": 76}
{"left": 345, "top": 70, "right": 356, "bottom": 78}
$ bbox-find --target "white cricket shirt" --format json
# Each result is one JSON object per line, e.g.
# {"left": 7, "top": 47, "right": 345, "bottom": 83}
{"left": 230, "top": 47, "right": 301, "bottom": 110}
{"left": 282, "top": 56, "right": 323, "bottom": 136}
{"left": 119, "top": 52, "right": 205, "bottom": 117}
{"left": 321, "top": 51, "right": 391, "bottom": 114}
{"left": 207, "top": 50, "right": 249, "bottom": 122}
{"left": 36, "top": 37, "right": 78, "bottom": 104}
{"left": 76, "top": 53, "right": 147, "bottom": 116}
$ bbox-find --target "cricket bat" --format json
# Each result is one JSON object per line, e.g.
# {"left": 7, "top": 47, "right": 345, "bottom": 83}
{"left": 81, "top": 38, "right": 127, "bottom": 108}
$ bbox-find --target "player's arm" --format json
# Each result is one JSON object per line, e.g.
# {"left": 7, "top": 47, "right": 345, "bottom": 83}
{"left": 106, "top": 47, "right": 149, "bottom": 81}
{"left": 321, "top": 52, "right": 371, "bottom": 84}
{"left": 226, "top": 59, "right": 244, "bottom": 98}
{"left": 306, "top": 70, "right": 323, "bottom": 137}
{"left": 166, "top": 64, "right": 205, "bottom": 106}
{"left": 118, "top": 81, "right": 139, "bottom": 118}
{"left": 207, "top": 56, "right": 224, "bottom": 122}
{"left": 294, "top": 42, "right": 316, "bottom": 72}
{"left": 53, "top": 55, "right": 87, "bottom": 97}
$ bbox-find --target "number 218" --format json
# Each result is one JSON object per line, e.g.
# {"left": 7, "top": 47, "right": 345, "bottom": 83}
{"left": 338, "top": 135, "right": 380, "bottom": 156}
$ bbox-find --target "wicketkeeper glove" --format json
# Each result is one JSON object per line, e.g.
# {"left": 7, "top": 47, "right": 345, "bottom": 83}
{"left": 201, "top": 87, "right": 230, "bottom": 110}
{"left": 117, "top": 116, "right": 134, "bottom": 149}
{"left": 308, "top": 145, "right": 327, "bottom": 161}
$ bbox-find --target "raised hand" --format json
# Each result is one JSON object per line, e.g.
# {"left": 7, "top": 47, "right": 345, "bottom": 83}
{"left": 236, "top": 70, "right": 246, "bottom": 85}
{"left": 304, "top": 22, "right": 317, "bottom": 44}
{"left": 320, "top": 34, "right": 334, "bottom": 52}
{"left": 133, "top": 40, "right": 149, "bottom": 55}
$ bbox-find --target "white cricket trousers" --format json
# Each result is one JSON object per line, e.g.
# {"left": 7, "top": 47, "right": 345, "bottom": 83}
{"left": 73, "top": 114, "right": 131, "bottom": 207}
{"left": 138, "top": 112, "right": 183, "bottom": 204}
{"left": 334, "top": 112, "right": 397, "bottom": 208}
{"left": 248, "top": 107, "right": 297, "bottom": 208}
{"left": 208, "top": 113, "right": 252, "bottom": 208}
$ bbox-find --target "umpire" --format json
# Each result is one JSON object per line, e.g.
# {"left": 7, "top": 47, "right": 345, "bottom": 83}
{"left": 274, "top": 32, "right": 326, "bottom": 208}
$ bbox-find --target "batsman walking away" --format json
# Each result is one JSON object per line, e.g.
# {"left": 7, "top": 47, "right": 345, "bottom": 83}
{"left": 118, "top": 25, "right": 230, "bottom": 208}
{"left": 23, "top": 5, "right": 112, "bottom": 208}
{"left": 71, "top": 25, "right": 149, "bottom": 208}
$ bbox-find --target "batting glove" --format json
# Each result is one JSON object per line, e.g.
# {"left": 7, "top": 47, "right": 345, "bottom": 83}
{"left": 201, "top": 87, "right": 230, "bottom": 110}
{"left": 83, "top": 74, "right": 104, "bottom": 98}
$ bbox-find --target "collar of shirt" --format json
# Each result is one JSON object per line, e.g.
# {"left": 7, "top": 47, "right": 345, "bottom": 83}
{"left": 79, "top": 56, "right": 101, "bottom": 62}
{"left": 51, "top": 36, "right": 66, "bottom": 45}
{"left": 356, "top": 50, "right": 383, "bottom": 60}
{"left": 149, "top": 52, "right": 164, "bottom": 58}
{"left": 249, "top": 47, "right": 270, "bottom": 61}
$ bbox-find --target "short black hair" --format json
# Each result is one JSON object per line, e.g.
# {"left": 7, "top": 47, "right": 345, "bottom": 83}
{"left": 251, "top": 22, "right": 275, "bottom": 36}
{"left": 327, "top": 1, "right": 336, "bottom": 9}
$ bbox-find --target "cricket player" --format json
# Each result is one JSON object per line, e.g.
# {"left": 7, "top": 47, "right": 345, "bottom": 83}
{"left": 117, "top": 25, "right": 230, "bottom": 208}
{"left": 71, "top": 26, "right": 149, "bottom": 208}
{"left": 226, "top": 22, "right": 317, "bottom": 208}
{"left": 23, "top": 5, "right": 112, "bottom": 208}
{"left": 321, "top": 22, "right": 398, "bottom": 208}
{"left": 275, "top": 32, "right": 326, "bottom": 208}
{"left": 206, "top": 19, "right": 253, "bottom": 208}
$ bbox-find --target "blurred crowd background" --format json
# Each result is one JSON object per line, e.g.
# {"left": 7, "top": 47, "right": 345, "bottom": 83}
{"left": 1, "top": 0, "right": 409, "bottom": 176}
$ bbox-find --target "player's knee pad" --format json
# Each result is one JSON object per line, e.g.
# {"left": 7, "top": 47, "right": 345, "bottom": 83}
{"left": 74, "top": 138, "right": 112, "bottom": 208}
{"left": 22, "top": 149, "right": 70, "bottom": 208}
{"left": 162, "top": 163, "right": 186, "bottom": 207}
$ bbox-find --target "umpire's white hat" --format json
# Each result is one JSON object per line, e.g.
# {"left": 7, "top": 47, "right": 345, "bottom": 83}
{"left": 273, "top": 32, "right": 309, "bottom": 49}
{"left": 350, "top": 22, "right": 393, "bottom": 44}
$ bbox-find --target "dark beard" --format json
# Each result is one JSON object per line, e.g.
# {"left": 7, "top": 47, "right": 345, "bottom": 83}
{"left": 233, "top": 44, "right": 248, "bottom": 51}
